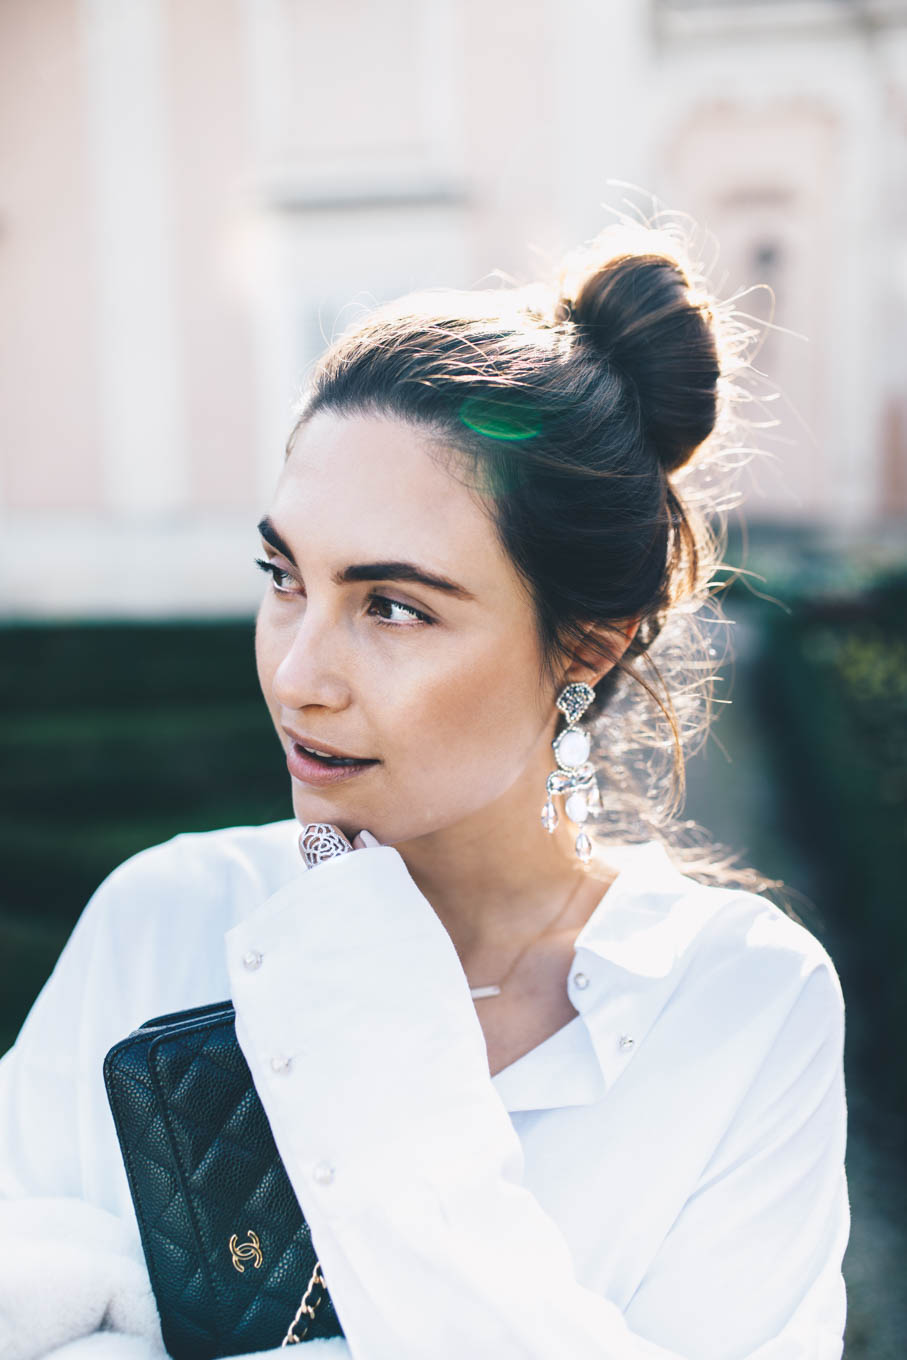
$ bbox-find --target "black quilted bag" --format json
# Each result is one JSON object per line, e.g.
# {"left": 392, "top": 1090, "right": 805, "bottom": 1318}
{"left": 103, "top": 999, "right": 344, "bottom": 1358}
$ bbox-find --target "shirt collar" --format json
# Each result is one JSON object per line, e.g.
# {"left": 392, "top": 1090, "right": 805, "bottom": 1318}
{"left": 492, "top": 840, "right": 702, "bottom": 1114}
{"left": 573, "top": 839, "right": 698, "bottom": 978}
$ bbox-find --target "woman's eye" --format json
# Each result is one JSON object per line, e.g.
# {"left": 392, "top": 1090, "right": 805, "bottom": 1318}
{"left": 254, "top": 558, "right": 432, "bottom": 626}
{"left": 254, "top": 557, "right": 297, "bottom": 594}
{"left": 367, "top": 594, "right": 433, "bottom": 627}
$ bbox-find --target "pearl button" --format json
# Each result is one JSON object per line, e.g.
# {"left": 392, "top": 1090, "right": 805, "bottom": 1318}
{"left": 619, "top": 1034, "right": 635, "bottom": 1050}
{"left": 270, "top": 1054, "right": 292, "bottom": 1074}
{"left": 313, "top": 1161, "right": 335, "bottom": 1186}
{"left": 573, "top": 972, "right": 589, "bottom": 990}
{"left": 243, "top": 950, "right": 263, "bottom": 971}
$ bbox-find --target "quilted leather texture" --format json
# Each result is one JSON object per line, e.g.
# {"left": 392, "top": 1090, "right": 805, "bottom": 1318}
{"left": 103, "top": 1001, "right": 344, "bottom": 1358}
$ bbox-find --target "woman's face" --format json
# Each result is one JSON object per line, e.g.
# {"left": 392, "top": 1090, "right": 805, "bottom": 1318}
{"left": 255, "top": 410, "right": 560, "bottom": 846}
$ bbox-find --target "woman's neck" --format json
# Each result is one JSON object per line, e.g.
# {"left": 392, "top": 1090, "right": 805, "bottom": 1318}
{"left": 392, "top": 759, "right": 619, "bottom": 960}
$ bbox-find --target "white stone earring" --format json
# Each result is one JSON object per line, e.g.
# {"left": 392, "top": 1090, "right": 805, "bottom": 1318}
{"left": 541, "top": 681, "right": 600, "bottom": 863}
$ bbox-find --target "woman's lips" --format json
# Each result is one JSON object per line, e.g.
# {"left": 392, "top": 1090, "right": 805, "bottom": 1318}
{"left": 286, "top": 742, "right": 379, "bottom": 787}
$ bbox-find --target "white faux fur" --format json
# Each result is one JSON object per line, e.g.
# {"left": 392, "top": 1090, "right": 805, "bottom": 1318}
{"left": 0, "top": 1197, "right": 352, "bottom": 1359}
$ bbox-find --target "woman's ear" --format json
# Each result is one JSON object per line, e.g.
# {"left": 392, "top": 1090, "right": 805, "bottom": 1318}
{"left": 561, "top": 616, "right": 641, "bottom": 690}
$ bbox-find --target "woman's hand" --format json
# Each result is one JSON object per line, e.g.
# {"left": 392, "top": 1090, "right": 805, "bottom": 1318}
{"left": 351, "top": 829, "right": 382, "bottom": 850}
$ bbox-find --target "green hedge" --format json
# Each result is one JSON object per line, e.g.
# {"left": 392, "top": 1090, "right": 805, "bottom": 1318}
{"left": 752, "top": 570, "right": 907, "bottom": 1120}
{"left": 0, "top": 619, "right": 290, "bottom": 1053}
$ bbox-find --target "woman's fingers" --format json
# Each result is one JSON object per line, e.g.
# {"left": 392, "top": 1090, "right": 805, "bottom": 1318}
{"left": 352, "top": 829, "right": 381, "bottom": 849}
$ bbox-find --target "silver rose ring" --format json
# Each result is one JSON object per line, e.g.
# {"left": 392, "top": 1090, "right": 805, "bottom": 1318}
{"left": 298, "top": 822, "right": 354, "bottom": 868}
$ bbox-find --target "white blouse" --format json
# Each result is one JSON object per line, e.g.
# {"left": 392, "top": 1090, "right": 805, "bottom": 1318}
{"left": 0, "top": 818, "right": 850, "bottom": 1360}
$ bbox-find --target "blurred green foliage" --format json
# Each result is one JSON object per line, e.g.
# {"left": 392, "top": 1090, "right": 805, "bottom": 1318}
{"left": 750, "top": 567, "right": 907, "bottom": 1125}
{"left": 0, "top": 619, "right": 289, "bottom": 1055}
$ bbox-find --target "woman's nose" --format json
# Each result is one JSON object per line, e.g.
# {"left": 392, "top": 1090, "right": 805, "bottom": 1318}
{"left": 270, "top": 608, "right": 353, "bottom": 712}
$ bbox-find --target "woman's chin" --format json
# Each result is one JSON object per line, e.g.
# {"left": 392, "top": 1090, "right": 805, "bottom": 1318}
{"left": 291, "top": 793, "right": 363, "bottom": 839}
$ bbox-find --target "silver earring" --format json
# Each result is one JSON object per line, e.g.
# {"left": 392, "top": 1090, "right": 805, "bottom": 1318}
{"left": 541, "top": 682, "right": 600, "bottom": 864}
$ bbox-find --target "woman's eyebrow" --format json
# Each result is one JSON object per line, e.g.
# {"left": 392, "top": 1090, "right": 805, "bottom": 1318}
{"left": 257, "top": 516, "right": 476, "bottom": 601}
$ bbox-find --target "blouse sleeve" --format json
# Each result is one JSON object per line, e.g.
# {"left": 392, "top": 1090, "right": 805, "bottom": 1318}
{"left": 225, "top": 845, "right": 849, "bottom": 1360}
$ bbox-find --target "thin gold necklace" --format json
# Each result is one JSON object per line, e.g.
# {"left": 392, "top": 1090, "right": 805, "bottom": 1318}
{"left": 467, "top": 871, "right": 588, "bottom": 1000}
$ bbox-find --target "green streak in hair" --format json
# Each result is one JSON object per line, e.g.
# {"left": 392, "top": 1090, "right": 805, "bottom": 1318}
{"left": 458, "top": 395, "right": 542, "bottom": 442}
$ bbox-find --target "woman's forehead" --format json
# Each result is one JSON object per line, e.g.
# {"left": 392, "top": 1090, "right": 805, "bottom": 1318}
{"left": 270, "top": 411, "right": 516, "bottom": 590}
{"left": 284, "top": 410, "right": 457, "bottom": 489}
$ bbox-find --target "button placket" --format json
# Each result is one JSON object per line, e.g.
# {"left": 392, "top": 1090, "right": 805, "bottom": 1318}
{"left": 237, "top": 936, "right": 303, "bottom": 1081}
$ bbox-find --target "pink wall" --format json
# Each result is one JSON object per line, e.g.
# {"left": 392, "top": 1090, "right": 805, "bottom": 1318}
{"left": 163, "top": 0, "right": 257, "bottom": 511}
{"left": 0, "top": 0, "right": 104, "bottom": 509}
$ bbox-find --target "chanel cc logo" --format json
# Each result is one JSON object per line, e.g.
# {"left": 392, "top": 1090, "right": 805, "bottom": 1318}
{"left": 229, "top": 1230, "right": 263, "bottom": 1273}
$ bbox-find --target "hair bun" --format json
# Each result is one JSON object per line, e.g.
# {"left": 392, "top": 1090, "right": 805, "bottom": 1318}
{"left": 562, "top": 251, "right": 721, "bottom": 474}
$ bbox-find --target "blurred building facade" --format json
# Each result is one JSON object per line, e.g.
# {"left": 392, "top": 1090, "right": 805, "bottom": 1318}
{"left": 2, "top": 0, "right": 906, "bottom": 618}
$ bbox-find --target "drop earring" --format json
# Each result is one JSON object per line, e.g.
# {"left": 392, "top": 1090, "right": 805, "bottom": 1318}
{"left": 540, "top": 681, "right": 600, "bottom": 864}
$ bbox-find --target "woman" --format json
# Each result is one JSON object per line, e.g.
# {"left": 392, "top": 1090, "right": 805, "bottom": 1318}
{"left": 0, "top": 221, "right": 849, "bottom": 1360}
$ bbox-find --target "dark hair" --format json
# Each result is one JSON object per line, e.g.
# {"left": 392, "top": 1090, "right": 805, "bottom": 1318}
{"left": 285, "top": 219, "right": 799, "bottom": 916}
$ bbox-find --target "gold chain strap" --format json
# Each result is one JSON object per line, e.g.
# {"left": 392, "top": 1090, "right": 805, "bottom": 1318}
{"left": 281, "top": 1258, "right": 327, "bottom": 1346}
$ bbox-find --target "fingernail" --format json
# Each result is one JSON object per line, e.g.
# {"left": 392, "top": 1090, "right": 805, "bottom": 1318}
{"left": 358, "top": 829, "right": 380, "bottom": 847}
